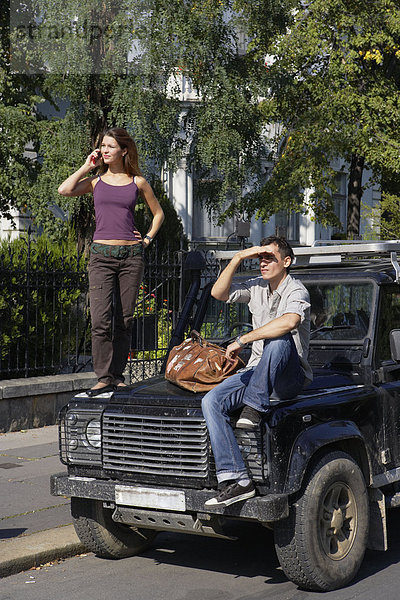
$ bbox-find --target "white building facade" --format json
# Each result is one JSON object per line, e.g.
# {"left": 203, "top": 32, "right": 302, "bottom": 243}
{"left": 162, "top": 73, "right": 380, "bottom": 247}
{"left": 0, "top": 73, "right": 381, "bottom": 244}
{"left": 162, "top": 158, "right": 380, "bottom": 247}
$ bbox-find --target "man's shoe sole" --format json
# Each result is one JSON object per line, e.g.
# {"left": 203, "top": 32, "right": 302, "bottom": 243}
{"left": 204, "top": 489, "right": 256, "bottom": 507}
{"left": 236, "top": 418, "right": 260, "bottom": 429}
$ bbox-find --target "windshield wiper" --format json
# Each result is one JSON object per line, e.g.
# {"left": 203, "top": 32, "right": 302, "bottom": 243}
{"left": 310, "top": 325, "right": 354, "bottom": 339}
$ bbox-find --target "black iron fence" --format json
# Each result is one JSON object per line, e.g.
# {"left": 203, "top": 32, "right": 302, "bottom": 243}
{"left": 0, "top": 236, "right": 89, "bottom": 379}
{"left": 0, "top": 236, "right": 222, "bottom": 382}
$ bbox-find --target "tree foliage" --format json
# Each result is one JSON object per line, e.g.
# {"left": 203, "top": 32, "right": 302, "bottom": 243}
{"left": 2, "top": 0, "right": 400, "bottom": 239}
{"left": 5, "top": 0, "right": 275, "bottom": 236}
{"left": 236, "top": 0, "right": 400, "bottom": 233}
{"left": 0, "top": 232, "right": 88, "bottom": 378}
{"left": 0, "top": 2, "right": 45, "bottom": 221}
{"left": 363, "top": 170, "right": 400, "bottom": 240}
{"left": 6, "top": 1, "right": 186, "bottom": 241}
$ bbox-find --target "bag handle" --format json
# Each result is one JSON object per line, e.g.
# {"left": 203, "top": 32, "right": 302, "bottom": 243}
{"left": 190, "top": 330, "right": 204, "bottom": 346}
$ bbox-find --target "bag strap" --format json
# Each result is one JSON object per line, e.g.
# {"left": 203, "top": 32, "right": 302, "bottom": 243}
{"left": 190, "top": 330, "right": 204, "bottom": 346}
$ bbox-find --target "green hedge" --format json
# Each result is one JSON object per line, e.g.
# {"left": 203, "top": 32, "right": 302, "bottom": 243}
{"left": 0, "top": 234, "right": 89, "bottom": 378}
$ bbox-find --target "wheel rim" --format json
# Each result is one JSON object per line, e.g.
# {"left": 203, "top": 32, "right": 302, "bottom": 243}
{"left": 318, "top": 481, "right": 357, "bottom": 560}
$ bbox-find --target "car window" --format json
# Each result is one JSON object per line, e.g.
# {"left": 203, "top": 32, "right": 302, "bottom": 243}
{"left": 376, "top": 287, "right": 400, "bottom": 362}
{"left": 200, "top": 297, "right": 251, "bottom": 341}
{"left": 306, "top": 282, "right": 373, "bottom": 341}
{"left": 200, "top": 281, "right": 374, "bottom": 343}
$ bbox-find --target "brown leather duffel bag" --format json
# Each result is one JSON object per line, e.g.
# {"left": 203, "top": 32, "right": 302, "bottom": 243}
{"left": 165, "top": 330, "right": 244, "bottom": 393}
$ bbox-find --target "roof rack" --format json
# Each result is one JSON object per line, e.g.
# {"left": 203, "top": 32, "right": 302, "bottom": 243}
{"left": 211, "top": 241, "right": 400, "bottom": 282}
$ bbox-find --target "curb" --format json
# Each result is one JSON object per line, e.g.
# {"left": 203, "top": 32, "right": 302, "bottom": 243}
{"left": 0, "top": 525, "right": 86, "bottom": 578}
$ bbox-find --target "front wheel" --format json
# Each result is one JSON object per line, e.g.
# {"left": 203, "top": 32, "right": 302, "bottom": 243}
{"left": 71, "top": 497, "right": 157, "bottom": 559}
{"left": 274, "top": 451, "right": 369, "bottom": 591}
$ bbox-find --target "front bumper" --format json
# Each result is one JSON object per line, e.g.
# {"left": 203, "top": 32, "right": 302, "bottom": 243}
{"left": 51, "top": 472, "right": 288, "bottom": 523}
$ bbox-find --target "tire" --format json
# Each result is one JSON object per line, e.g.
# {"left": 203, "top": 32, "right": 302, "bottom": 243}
{"left": 71, "top": 497, "right": 157, "bottom": 559}
{"left": 274, "top": 451, "right": 369, "bottom": 591}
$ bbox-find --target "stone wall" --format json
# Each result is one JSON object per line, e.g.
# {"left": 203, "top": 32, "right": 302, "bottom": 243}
{"left": 0, "top": 373, "right": 97, "bottom": 433}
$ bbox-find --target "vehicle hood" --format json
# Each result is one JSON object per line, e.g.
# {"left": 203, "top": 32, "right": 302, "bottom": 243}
{"left": 110, "top": 366, "right": 363, "bottom": 409}
{"left": 111, "top": 375, "right": 203, "bottom": 408}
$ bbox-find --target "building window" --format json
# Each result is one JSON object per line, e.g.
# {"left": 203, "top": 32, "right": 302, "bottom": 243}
{"left": 192, "top": 198, "right": 235, "bottom": 241}
{"left": 332, "top": 173, "right": 347, "bottom": 236}
{"left": 315, "top": 172, "right": 348, "bottom": 240}
{"left": 275, "top": 210, "right": 300, "bottom": 242}
{"left": 192, "top": 171, "right": 236, "bottom": 242}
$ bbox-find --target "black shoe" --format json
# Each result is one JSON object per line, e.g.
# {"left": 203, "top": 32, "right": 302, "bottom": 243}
{"left": 112, "top": 379, "right": 126, "bottom": 387}
{"left": 236, "top": 406, "right": 262, "bottom": 429}
{"left": 86, "top": 384, "right": 116, "bottom": 397}
{"left": 204, "top": 481, "right": 256, "bottom": 507}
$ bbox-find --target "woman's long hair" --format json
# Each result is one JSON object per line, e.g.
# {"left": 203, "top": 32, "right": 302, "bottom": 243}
{"left": 96, "top": 127, "right": 142, "bottom": 177}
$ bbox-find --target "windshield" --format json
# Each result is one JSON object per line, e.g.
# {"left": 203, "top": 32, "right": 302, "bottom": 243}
{"left": 199, "top": 298, "right": 251, "bottom": 341}
{"left": 306, "top": 281, "right": 374, "bottom": 341}
{"left": 199, "top": 280, "right": 374, "bottom": 344}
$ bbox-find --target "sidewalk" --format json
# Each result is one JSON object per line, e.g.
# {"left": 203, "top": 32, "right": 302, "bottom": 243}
{"left": 0, "top": 425, "right": 85, "bottom": 577}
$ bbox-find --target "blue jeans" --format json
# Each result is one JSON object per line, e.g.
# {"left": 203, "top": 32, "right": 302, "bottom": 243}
{"left": 201, "top": 334, "right": 305, "bottom": 483}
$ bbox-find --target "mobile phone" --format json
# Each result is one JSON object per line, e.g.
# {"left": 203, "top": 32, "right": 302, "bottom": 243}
{"left": 91, "top": 151, "right": 100, "bottom": 164}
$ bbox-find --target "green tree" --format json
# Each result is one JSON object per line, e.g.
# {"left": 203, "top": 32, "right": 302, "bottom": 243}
{"left": 236, "top": 0, "right": 400, "bottom": 235}
{"left": 12, "top": 0, "right": 276, "bottom": 236}
{"left": 9, "top": 0, "right": 190, "bottom": 245}
{"left": 0, "top": 2, "right": 45, "bottom": 222}
{"left": 363, "top": 170, "right": 400, "bottom": 240}
{"left": 7, "top": 0, "right": 400, "bottom": 240}
{"left": 130, "top": 0, "right": 283, "bottom": 223}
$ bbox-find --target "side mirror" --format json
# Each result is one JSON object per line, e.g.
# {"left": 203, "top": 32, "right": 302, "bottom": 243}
{"left": 389, "top": 330, "right": 400, "bottom": 362}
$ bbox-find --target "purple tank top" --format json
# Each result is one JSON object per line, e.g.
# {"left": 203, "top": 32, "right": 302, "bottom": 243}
{"left": 93, "top": 177, "right": 139, "bottom": 241}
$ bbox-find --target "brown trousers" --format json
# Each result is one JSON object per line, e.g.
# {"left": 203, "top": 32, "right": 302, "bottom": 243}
{"left": 88, "top": 252, "right": 144, "bottom": 384}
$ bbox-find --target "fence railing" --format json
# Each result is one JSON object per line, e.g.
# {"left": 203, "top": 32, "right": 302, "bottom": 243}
{"left": 0, "top": 237, "right": 221, "bottom": 382}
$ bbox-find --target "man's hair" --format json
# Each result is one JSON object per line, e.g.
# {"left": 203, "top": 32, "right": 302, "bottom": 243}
{"left": 260, "top": 236, "right": 295, "bottom": 270}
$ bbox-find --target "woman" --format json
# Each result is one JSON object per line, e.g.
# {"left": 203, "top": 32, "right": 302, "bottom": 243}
{"left": 58, "top": 127, "right": 164, "bottom": 395}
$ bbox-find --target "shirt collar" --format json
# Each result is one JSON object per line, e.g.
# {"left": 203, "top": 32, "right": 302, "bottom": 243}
{"left": 267, "top": 273, "right": 292, "bottom": 298}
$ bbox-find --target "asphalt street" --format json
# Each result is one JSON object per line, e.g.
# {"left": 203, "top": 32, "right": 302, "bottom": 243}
{"left": 3, "top": 424, "right": 400, "bottom": 600}
{"left": 3, "top": 516, "right": 400, "bottom": 600}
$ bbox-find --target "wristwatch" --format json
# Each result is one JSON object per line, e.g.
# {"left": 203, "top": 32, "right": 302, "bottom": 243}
{"left": 235, "top": 335, "right": 247, "bottom": 348}
{"left": 144, "top": 234, "right": 153, "bottom": 243}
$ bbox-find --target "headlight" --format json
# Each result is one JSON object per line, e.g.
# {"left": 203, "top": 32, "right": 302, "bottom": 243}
{"left": 66, "top": 412, "right": 78, "bottom": 425}
{"left": 85, "top": 419, "right": 101, "bottom": 448}
{"left": 60, "top": 408, "right": 103, "bottom": 465}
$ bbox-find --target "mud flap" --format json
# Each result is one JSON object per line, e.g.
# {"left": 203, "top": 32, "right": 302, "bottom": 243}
{"left": 368, "top": 488, "right": 387, "bottom": 551}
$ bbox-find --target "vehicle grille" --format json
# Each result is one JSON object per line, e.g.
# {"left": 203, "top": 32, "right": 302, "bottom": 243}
{"left": 102, "top": 411, "right": 210, "bottom": 478}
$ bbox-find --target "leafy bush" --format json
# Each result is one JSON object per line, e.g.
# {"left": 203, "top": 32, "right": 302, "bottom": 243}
{"left": 0, "top": 234, "right": 89, "bottom": 378}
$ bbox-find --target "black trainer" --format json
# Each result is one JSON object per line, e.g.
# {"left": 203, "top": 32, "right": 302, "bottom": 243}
{"left": 204, "top": 481, "right": 256, "bottom": 507}
{"left": 236, "top": 406, "right": 262, "bottom": 429}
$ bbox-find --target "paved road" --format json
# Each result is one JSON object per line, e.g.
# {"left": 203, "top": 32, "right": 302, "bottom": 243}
{"left": 2, "top": 515, "right": 400, "bottom": 600}
{"left": 2, "top": 425, "right": 400, "bottom": 599}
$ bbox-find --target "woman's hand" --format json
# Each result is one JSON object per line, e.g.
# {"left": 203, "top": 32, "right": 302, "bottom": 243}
{"left": 132, "top": 228, "right": 146, "bottom": 245}
{"left": 135, "top": 177, "right": 165, "bottom": 242}
{"left": 85, "top": 149, "right": 102, "bottom": 170}
{"left": 58, "top": 152, "right": 98, "bottom": 196}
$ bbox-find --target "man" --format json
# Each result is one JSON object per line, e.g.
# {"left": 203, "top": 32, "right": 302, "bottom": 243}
{"left": 202, "top": 236, "right": 311, "bottom": 507}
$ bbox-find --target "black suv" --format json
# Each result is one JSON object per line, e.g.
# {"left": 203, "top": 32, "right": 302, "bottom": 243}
{"left": 51, "top": 242, "right": 400, "bottom": 591}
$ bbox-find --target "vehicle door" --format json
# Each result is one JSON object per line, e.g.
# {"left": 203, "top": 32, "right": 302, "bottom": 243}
{"left": 374, "top": 284, "right": 400, "bottom": 473}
